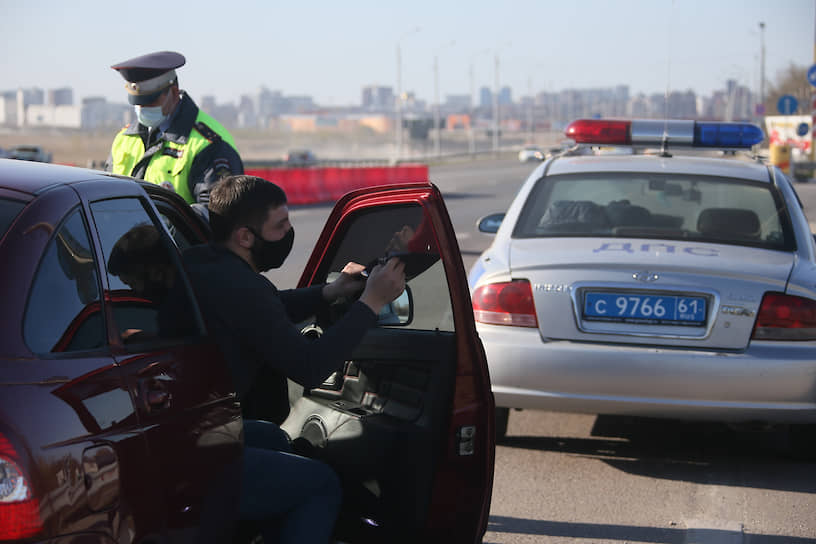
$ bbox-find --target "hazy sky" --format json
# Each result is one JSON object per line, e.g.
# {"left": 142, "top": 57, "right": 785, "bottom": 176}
{"left": 2, "top": 0, "right": 814, "bottom": 107}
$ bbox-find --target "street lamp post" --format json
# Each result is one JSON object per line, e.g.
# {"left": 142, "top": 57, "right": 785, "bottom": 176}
{"left": 433, "top": 40, "right": 455, "bottom": 158}
{"left": 812, "top": 11, "right": 816, "bottom": 163}
{"left": 527, "top": 76, "right": 533, "bottom": 143}
{"left": 492, "top": 43, "right": 511, "bottom": 154}
{"left": 468, "top": 49, "right": 490, "bottom": 155}
{"left": 492, "top": 53, "right": 500, "bottom": 153}
{"left": 396, "top": 27, "right": 421, "bottom": 160}
{"left": 759, "top": 22, "right": 766, "bottom": 107}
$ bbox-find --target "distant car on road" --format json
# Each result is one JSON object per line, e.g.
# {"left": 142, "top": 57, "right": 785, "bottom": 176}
{"left": 517, "top": 145, "right": 544, "bottom": 163}
{"left": 284, "top": 148, "right": 317, "bottom": 166}
{"left": 7, "top": 145, "right": 52, "bottom": 163}
{"left": 470, "top": 119, "right": 816, "bottom": 450}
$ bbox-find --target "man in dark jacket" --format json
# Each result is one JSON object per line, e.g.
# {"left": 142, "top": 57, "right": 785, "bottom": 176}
{"left": 182, "top": 174, "right": 405, "bottom": 543}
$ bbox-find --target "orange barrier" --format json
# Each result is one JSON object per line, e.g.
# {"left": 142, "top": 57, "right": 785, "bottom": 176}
{"left": 244, "top": 164, "right": 429, "bottom": 205}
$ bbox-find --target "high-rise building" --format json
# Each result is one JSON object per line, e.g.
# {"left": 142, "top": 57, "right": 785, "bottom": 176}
{"left": 479, "top": 87, "right": 492, "bottom": 108}
{"left": 200, "top": 95, "right": 217, "bottom": 113}
{"left": 0, "top": 91, "right": 17, "bottom": 125}
{"left": 48, "top": 87, "right": 74, "bottom": 106}
{"left": 361, "top": 85, "right": 394, "bottom": 110}
{"left": 498, "top": 86, "right": 512, "bottom": 106}
{"left": 444, "top": 94, "right": 471, "bottom": 112}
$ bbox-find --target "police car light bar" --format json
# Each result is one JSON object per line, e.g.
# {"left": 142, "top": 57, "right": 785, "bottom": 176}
{"left": 565, "top": 119, "right": 764, "bottom": 149}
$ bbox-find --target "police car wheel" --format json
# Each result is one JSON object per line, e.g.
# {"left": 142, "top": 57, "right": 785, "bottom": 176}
{"left": 495, "top": 407, "right": 510, "bottom": 442}
{"left": 788, "top": 423, "right": 816, "bottom": 461}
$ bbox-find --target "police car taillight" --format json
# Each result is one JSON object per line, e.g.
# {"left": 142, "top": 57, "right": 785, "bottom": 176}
{"left": 752, "top": 292, "right": 816, "bottom": 340}
{"left": 472, "top": 280, "right": 538, "bottom": 327}
{"left": 565, "top": 119, "right": 764, "bottom": 149}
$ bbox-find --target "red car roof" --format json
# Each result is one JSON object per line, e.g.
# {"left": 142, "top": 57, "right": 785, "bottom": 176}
{"left": 0, "top": 158, "right": 128, "bottom": 197}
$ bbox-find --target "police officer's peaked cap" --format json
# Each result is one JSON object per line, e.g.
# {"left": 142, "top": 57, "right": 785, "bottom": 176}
{"left": 111, "top": 51, "right": 186, "bottom": 105}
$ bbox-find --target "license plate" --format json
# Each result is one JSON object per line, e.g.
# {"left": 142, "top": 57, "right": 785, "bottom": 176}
{"left": 583, "top": 292, "right": 707, "bottom": 326}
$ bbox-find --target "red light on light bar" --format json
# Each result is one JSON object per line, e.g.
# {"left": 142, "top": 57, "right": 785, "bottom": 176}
{"left": 565, "top": 119, "right": 632, "bottom": 145}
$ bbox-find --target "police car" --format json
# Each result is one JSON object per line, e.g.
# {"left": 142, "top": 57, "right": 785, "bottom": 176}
{"left": 468, "top": 119, "right": 816, "bottom": 445}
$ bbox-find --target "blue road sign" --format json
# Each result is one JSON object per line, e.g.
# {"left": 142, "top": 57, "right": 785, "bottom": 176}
{"left": 797, "top": 122, "right": 810, "bottom": 137}
{"left": 808, "top": 64, "right": 816, "bottom": 87}
{"left": 777, "top": 94, "right": 799, "bottom": 115}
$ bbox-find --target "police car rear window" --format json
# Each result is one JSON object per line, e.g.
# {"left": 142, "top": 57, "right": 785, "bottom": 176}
{"left": 513, "top": 173, "right": 795, "bottom": 251}
{"left": 0, "top": 198, "right": 25, "bottom": 240}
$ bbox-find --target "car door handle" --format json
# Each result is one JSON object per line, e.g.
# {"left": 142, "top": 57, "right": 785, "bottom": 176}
{"left": 146, "top": 389, "right": 170, "bottom": 407}
{"left": 139, "top": 375, "right": 173, "bottom": 411}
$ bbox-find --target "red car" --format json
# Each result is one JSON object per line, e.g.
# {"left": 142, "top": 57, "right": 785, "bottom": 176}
{"left": 0, "top": 158, "right": 495, "bottom": 543}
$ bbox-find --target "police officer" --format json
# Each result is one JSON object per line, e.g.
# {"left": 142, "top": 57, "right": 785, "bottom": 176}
{"left": 106, "top": 51, "right": 243, "bottom": 204}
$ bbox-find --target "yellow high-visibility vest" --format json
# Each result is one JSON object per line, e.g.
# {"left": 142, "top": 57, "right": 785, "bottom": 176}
{"left": 110, "top": 110, "right": 237, "bottom": 203}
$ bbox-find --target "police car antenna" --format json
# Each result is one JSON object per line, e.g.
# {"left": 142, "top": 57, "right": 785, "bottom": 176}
{"left": 660, "top": 0, "right": 675, "bottom": 158}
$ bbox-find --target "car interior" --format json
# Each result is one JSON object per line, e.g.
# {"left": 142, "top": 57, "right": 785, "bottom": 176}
{"left": 516, "top": 174, "right": 792, "bottom": 249}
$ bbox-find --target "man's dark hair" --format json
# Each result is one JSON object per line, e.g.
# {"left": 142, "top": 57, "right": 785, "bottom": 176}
{"left": 208, "top": 175, "right": 287, "bottom": 243}
{"left": 108, "top": 223, "right": 167, "bottom": 276}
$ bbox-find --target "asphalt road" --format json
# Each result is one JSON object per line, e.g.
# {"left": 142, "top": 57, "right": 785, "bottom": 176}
{"left": 266, "top": 158, "right": 816, "bottom": 544}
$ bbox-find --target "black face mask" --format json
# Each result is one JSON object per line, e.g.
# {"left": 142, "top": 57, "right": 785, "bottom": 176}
{"left": 248, "top": 227, "right": 294, "bottom": 272}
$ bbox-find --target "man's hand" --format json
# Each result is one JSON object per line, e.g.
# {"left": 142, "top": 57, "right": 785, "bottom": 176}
{"left": 359, "top": 257, "right": 406, "bottom": 315}
{"left": 322, "top": 262, "right": 367, "bottom": 302}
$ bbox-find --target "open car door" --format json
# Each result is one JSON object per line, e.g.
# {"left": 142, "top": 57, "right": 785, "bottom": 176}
{"left": 283, "top": 182, "right": 495, "bottom": 544}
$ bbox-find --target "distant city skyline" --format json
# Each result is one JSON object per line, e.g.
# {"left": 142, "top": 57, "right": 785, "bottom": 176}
{"left": 0, "top": 78, "right": 753, "bottom": 109}
{"left": 1, "top": 77, "right": 759, "bottom": 134}
{"left": 2, "top": 0, "right": 813, "bottom": 107}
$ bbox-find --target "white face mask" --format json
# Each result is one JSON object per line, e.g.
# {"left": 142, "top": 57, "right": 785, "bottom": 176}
{"left": 135, "top": 105, "right": 167, "bottom": 128}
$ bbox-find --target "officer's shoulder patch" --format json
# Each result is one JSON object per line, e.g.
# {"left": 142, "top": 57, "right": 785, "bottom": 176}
{"left": 194, "top": 121, "right": 221, "bottom": 143}
{"left": 213, "top": 157, "right": 233, "bottom": 178}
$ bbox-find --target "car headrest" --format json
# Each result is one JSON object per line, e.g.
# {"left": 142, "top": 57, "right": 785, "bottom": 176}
{"left": 605, "top": 199, "right": 652, "bottom": 227}
{"left": 697, "top": 208, "right": 760, "bottom": 239}
{"left": 539, "top": 200, "right": 610, "bottom": 227}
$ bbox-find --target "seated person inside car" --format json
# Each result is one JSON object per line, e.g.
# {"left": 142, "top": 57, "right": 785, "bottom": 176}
{"left": 107, "top": 223, "right": 179, "bottom": 342}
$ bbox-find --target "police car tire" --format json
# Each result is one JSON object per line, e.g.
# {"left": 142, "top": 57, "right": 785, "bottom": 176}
{"left": 788, "top": 423, "right": 816, "bottom": 460}
{"left": 495, "top": 407, "right": 510, "bottom": 442}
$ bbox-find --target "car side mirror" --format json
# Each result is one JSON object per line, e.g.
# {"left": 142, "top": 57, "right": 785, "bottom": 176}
{"left": 477, "top": 213, "right": 505, "bottom": 234}
{"left": 377, "top": 285, "right": 413, "bottom": 326}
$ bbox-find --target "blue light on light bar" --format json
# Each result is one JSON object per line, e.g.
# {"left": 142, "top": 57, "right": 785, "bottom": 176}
{"left": 693, "top": 122, "right": 764, "bottom": 148}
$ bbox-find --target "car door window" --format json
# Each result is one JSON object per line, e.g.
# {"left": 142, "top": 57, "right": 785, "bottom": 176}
{"left": 324, "top": 203, "right": 454, "bottom": 332}
{"left": 90, "top": 197, "right": 205, "bottom": 345}
{"left": 152, "top": 199, "right": 208, "bottom": 251}
{"left": 24, "top": 207, "right": 105, "bottom": 353}
{"left": 0, "top": 198, "right": 25, "bottom": 239}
